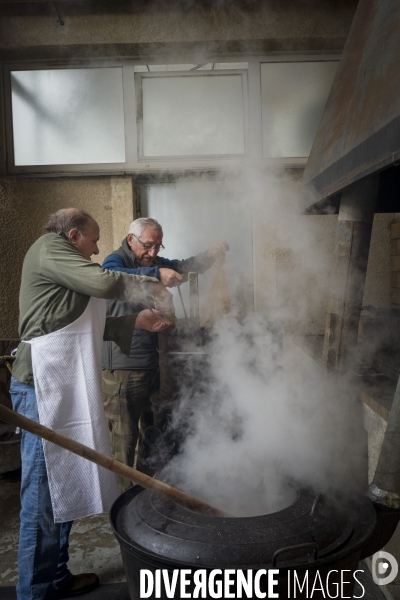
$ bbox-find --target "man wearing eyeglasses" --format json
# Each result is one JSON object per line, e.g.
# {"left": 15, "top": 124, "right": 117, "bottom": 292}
{"left": 102, "top": 217, "right": 228, "bottom": 491}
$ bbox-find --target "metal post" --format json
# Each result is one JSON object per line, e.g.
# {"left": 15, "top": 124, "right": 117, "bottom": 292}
{"left": 188, "top": 272, "right": 200, "bottom": 327}
{"left": 374, "top": 376, "right": 400, "bottom": 495}
{"left": 322, "top": 174, "right": 379, "bottom": 372}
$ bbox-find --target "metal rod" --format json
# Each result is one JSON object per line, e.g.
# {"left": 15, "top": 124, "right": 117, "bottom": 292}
{"left": 0, "top": 355, "right": 15, "bottom": 374}
{"left": 188, "top": 272, "right": 200, "bottom": 325}
{"left": 272, "top": 543, "right": 319, "bottom": 568}
{"left": 310, "top": 494, "right": 322, "bottom": 517}
{"left": 177, "top": 286, "right": 188, "bottom": 319}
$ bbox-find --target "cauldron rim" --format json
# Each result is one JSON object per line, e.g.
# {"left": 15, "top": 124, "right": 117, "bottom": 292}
{"left": 110, "top": 485, "right": 377, "bottom": 572}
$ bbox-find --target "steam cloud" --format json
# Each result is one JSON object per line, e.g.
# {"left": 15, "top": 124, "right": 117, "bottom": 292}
{"left": 158, "top": 314, "right": 367, "bottom": 517}
{"left": 152, "top": 165, "right": 367, "bottom": 517}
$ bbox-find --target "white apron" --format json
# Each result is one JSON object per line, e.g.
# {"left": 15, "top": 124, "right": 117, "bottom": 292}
{"left": 25, "top": 296, "right": 118, "bottom": 523}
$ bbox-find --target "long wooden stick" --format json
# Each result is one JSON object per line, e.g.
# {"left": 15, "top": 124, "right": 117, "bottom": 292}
{"left": 0, "top": 403, "right": 227, "bottom": 518}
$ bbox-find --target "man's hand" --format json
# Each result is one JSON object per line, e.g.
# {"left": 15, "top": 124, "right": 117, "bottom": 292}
{"left": 152, "top": 281, "right": 175, "bottom": 315}
{"left": 206, "top": 241, "right": 229, "bottom": 261}
{"left": 135, "top": 309, "right": 172, "bottom": 332}
{"left": 159, "top": 268, "right": 183, "bottom": 288}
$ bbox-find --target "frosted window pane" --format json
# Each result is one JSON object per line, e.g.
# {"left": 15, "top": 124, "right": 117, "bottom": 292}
{"left": 261, "top": 61, "right": 338, "bottom": 158}
{"left": 11, "top": 68, "right": 126, "bottom": 166}
{"left": 141, "top": 75, "right": 245, "bottom": 157}
{"left": 141, "top": 180, "right": 253, "bottom": 319}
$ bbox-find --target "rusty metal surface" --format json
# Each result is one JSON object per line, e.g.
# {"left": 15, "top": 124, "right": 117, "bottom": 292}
{"left": 303, "top": 0, "right": 400, "bottom": 206}
{"left": 322, "top": 220, "right": 374, "bottom": 370}
{"left": 322, "top": 175, "right": 378, "bottom": 371}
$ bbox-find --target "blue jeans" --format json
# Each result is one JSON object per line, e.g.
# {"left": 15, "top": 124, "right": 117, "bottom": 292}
{"left": 10, "top": 377, "right": 73, "bottom": 600}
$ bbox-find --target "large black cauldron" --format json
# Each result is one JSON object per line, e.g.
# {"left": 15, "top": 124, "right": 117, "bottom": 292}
{"left": 110, "top": 485, "right": 377, "bottom": 599}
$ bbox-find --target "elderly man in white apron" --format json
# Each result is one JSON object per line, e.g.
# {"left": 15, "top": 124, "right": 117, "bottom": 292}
{"left": 10, "top": 208, "right": 172, "bottom": 600}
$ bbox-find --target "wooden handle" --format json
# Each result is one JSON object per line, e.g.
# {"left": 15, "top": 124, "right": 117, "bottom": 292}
{"left": 0, "top": 403, "right": 228, "bottom": 518}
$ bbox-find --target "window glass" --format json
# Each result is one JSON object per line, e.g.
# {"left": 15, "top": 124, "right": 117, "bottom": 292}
{"left": 11, "top": 67, "right": 125, "bottom": 165}
{"left": 141, "top": 73, "right": 245, "bottom": 157}
{"left": 261, "top": 61, "right": 339, "bottom": 158}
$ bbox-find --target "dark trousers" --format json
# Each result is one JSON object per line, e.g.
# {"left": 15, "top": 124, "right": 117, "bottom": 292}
{"left": 102, "top": 368, "right": 159, "bottom": 493}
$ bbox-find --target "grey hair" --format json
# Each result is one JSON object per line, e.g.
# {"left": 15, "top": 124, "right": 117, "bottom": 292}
{"left": 44, "top": 208, "right": 95, "bottom": 236}
{"left": 128, "top": 217, "right": 163, "bottom": 238}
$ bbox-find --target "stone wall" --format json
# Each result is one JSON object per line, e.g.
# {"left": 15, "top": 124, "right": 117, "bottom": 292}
{"left": 0, "top": 176, "right": 135, "bottom": 338}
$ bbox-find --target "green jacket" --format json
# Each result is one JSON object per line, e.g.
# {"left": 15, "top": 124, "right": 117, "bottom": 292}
{"left": 13, "top": 233, "right": 158, "bottom": 386}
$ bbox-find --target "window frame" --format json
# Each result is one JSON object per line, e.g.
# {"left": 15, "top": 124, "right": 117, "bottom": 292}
{"left": 1, "top": 54, "right": 340, "bottom": 176}
{"left": 135, "top": 69, "right": 249, "bottom": 162}
{"left": 3, "top": 60, "right": 138, "bottom": 175}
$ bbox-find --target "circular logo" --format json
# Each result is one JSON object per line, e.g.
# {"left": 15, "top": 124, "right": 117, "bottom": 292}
{"left": 372, "top": 551, "right": 398, "bottom": 586}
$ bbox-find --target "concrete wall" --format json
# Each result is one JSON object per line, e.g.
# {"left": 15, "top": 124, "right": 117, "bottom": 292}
{"left": 1, "top": 173, "right": 398, "bottom": 339}
{"left": 254, "top": 167, "right": 400, "bottom": 336}
{"left": 281, "top": 212, "right": 400, "bottom": 335}
{"left": 4, "top": 0, "right": 395, "bottom": 343}
{"left": 0, "top": 2, "right": 357, "bottom": 59}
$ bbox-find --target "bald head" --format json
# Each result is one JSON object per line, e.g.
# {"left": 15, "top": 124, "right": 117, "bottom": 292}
{"left": 45, "top": 208, "right": 100, "bottom": 260}
{"left": 45, "top": 208, "right": 96, "bottom": 236}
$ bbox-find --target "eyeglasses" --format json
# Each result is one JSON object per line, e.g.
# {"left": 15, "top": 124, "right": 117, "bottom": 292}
{"left": 132, "top": 233, "right": 165, "bottom": 252}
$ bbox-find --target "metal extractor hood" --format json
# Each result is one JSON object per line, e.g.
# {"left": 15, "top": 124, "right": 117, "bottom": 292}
{"left": 302, "top": 0, "right": 400, "bottom": 209}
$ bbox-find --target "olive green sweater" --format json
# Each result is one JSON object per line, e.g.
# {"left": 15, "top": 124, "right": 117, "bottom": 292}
{"left": 13, "top": 233, "right": 158, "bottom": 386}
